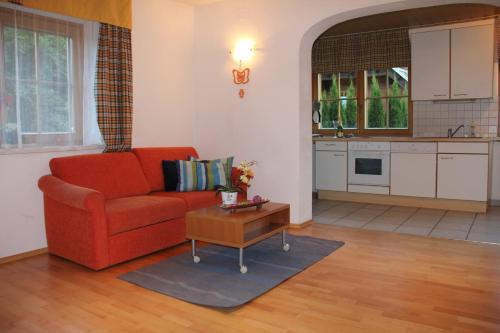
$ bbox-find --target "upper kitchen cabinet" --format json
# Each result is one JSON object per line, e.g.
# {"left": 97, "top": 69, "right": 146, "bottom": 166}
{"left": 451, "top": 22, "right": 495, "bottom": 99}
{"left": 410, "top": 19, "right": 495, "bottom": 101}
{"left": 410, "top": 29, "right": 450, "bottom": 100}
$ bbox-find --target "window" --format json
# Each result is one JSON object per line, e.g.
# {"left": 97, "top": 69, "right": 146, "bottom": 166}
{"left": 0, "top": 6, "right": 101, "bottom": 149}
{"left": 365, "top": 68, "right": 408, "bottom": 129}
{"left": 319, "top": 72, "right": 357, "bottom": 129}
{"left": 316, "top": 67, "right": 410, "bottom": 135}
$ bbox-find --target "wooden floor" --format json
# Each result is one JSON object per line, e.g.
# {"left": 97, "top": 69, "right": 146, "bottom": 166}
{"left": 1, "top": 224, "right": 500, "bottom": 333}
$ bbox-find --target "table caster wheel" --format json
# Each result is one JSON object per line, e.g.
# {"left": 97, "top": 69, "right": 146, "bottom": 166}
{"left": 283, "top": 243, "right": 290, "bottom": 252}
{"left": 240, "top": 266, "right": 248, "bottom": 274}
{"left": 193, "top": 256, "right": 200, "bottom": 263}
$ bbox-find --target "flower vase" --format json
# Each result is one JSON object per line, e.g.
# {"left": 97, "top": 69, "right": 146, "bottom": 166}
{"left": 221, "top": 191, "right": 238, "bottom": 205}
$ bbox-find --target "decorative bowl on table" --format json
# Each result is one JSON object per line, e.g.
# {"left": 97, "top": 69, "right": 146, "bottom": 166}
{"left": 220, "top": 196, "right": 270, "bottom": 213}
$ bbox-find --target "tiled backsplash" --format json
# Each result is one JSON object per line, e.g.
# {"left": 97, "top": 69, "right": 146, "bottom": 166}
{"left": 413, "top": 99, "right": 499, "bottom": 138}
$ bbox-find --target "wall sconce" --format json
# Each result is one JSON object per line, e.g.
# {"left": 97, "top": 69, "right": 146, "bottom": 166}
{"left": 231, "top": 39, "right": 254, "bottom": 98}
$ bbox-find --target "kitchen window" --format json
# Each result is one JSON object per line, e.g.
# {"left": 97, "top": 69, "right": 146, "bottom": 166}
{"left": 318, "top": 72, "right": 357, "bottom": 129}
{"left": 316, "top": 67, "right": 411, "bottom": 136}
{"left": 0, "top": 6, "right": 101, "bottom": 150}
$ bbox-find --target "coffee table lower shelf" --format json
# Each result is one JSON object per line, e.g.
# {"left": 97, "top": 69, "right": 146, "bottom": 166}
{"left": 189, "top": 228, "right": 290, "bottom": 274}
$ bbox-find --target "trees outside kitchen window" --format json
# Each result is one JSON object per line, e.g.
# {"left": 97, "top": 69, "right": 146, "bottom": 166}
{"left": 316, "top": 67, "right": 410, "bottom": 135}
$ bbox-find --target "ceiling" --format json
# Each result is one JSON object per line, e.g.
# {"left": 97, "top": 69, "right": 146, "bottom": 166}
{"left": 321, "top": 4, "right": 500, "bottom": 38}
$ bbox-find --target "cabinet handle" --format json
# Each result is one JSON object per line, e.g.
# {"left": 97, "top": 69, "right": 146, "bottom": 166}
{"left": 440, "top": 156, "right": 454, "bottom": 160}
{"left": 333, "top": 154, "right": 345, "bottom": 157}
{"left": 454, "top": 93, "right": 467, "bottom": 96}
{"left": 433, "top": 94, "right": 447, "bottom": 97}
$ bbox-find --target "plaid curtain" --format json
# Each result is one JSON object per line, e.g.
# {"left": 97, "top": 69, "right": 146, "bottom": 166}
{"left": 497, "top": 17, "right": 500, "bottom": 60}
{"left": 312, "top": 28, "right": 410, "bottom": 74}
{"left": 95, "top": 23, "right": 133, "bottom": 152}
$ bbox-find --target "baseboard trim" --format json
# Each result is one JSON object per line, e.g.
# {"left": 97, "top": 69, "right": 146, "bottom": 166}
{"left": 0, "top": 248, "right": 48, "bottom": 265}
{"left": 289, "top": 220, "right": 314, "bottom": 229}
{"left": 318, "top": 190, "right": 487, "bottom": 213}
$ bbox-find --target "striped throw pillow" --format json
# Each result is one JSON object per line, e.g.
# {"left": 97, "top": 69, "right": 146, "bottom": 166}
{"left": 188, "top": 156, "right": 234, "bottom": 183}
{"left": 176, "top": 160, "right": 228, "bottom": 192}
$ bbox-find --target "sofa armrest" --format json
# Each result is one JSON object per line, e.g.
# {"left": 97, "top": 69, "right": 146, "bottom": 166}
{"left": 38, "top": 175, "right": 105, "bottom": 212}
{"left": 38, "top": 175, "right": 109, "bottom": 270}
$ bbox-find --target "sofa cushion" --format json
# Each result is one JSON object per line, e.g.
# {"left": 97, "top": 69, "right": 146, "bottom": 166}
{"left": 151, "top": 191, "right": 221, "bottom": 211}
{"left": 161, "top": 160, "right": 178, "bottom": 191}
{"left": 106, "top": 196, "right": 186, "bottom": 235}
{"left": 132, "top": 147, "right": 199, "bottom": 191}
{"left": 49, "top": 152, "right": 151, "bottom": 200}
{"left": 176, "top": 160, "right": 229, "bottom": 192}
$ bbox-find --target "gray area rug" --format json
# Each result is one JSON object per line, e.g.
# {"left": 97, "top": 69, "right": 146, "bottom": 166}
{"left": 119, "top": 234, "right": 344, "bottom": 308}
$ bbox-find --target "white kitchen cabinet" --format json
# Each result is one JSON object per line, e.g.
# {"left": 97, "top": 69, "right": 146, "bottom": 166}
{"left": 438, "top": 142, "right": 489, "bottom": 154}
{"left": 451, "top": 23, "right": 494, "bottom": 99}
{"left": 410, "top": 29, "right": 450, "bottom": 100}
{"left": 391, "top": 153, "right": 436, "bottom": 198}
{"left": 315, "top": 150, "right": 347, "bottom": 191}
{"left": 410, "top": 19, "right": 494, "bottom": 101}
{"left": 437, "top": 154, "right": 488, "bottom": 201}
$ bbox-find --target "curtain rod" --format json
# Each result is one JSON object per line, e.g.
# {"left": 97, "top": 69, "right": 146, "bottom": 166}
{"left": 319, "top": 14, "right": 499, "bottom": 40}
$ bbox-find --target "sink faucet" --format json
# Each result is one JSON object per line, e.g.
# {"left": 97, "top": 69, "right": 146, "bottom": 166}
{"left": 447, "top": 125, "right": 465, "bottom": 138}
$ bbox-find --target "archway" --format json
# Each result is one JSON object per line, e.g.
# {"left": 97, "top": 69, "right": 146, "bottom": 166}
{"left": 296, "top": 0, "right": 500, "bottom": 225}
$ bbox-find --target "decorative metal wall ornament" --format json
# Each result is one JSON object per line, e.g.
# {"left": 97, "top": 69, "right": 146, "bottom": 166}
{"left": 232, "top": 67, "right": 250, "bottom": 98}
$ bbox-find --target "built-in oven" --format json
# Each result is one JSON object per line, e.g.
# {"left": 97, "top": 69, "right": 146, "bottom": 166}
{"left": 348, "top": 142, "right": 390, "bottom": 187}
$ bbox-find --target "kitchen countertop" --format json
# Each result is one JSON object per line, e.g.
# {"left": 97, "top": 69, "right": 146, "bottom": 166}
{"left": 313, "top": 136, "right": 493, "bottom": 143}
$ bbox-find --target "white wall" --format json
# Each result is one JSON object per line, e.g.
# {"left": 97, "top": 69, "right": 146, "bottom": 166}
{"left": 0, "top": 0, "right": 196, "bottom": 258}
{"left": 0, "top": 149, "right": 102, "bottom": 258}
{"left": 132, "top": 0, "right": 195, "bottom": 147}
{"left": 193, "top": 0, "right": 500, "bottom": 224}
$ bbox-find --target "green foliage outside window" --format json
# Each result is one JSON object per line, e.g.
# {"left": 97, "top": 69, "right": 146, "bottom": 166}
{"left": 320, "top": 74, "right": 339, "bottom": 129}
{"left": 2, "top": 26, "right": 71, "bottom": 139}
{"left": 319, "top": 69, "right": 408, "bottom": 131}
{"left": 367, "top": 73, "right": 385, "bottom": 128}
{"left": 343, "top": 80, "right": 357, "bottom": 128}
{"left": 401, "top": 83, "right": 408, "bottom": 127}
{"left": 388, "top": 73, "right": 409, "bottom": 128}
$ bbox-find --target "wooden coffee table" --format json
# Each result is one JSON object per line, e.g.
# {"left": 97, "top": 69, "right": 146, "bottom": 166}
{"left": 186, "top": 202, "right": 290, "bottom": 274}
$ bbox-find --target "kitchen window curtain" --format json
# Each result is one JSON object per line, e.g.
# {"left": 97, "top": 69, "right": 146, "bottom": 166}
{"left": 312, "top": 28, "right": 411, "bottom": 74}
{"left": 95, "top": 23, "right": 132, "bottom": 152}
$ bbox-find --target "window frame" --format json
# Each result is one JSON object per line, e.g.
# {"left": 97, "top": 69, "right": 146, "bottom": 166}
{"left": 0, "top": 8, "right": 84, "bottom": 147}
{"left": 313, "top": 69, "right": 413, "bottom": 137}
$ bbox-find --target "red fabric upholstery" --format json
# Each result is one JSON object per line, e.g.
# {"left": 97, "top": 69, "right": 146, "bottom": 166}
{"left": 49, "top": 152, "right": 151, "bottom": 200}
{"left": 108, "top": 217, "right": 186, "bottom": 266}
{"left": 132, "top": 147, "right": 199, "bottom": 191}
{"left": 106, "top": 196, "right": 186, "bottom": 235}
{"left": 39, "top": 175, "right": 105, "bottom": 211}
{"left": 39, "top": 176, "right": 109, "bottom": 270}
{"left": 151, "top": 191, "right": 221, "bottom": 210}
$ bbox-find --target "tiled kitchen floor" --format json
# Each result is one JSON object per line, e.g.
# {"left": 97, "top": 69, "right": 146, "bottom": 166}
{"left": 313, "top": 199, "right": 500, "bottom": 244}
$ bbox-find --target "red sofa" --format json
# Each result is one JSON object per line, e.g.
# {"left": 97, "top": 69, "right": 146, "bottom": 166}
{"left": 38, "top": 147, "right": 243, "bottom": 270}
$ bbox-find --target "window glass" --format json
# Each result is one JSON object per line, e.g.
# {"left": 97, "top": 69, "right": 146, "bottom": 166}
{"left": 339, "top": 72, "right": 357, "bottom": 129}
{"left": 319, "top": 72, "right": 357, "bottom": 129}
{"left": 365, "top": 68, "right": 408, "bottom": 129}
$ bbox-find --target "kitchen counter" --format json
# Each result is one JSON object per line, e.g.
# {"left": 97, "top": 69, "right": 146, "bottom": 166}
{"left": 313, "top": 136, "right": 493, "bottom": 143}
